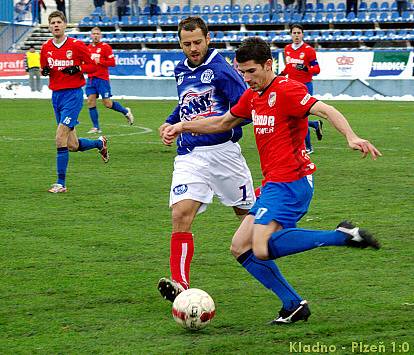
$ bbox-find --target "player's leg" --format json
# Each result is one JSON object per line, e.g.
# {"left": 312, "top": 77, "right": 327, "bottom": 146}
{"left": 305, "top": 128, "right": 313, "bottom": 154}
{"left": 97, "top": 78, "right": 134, "bottom": 125}
{"left": 85, "top": 78, "right": 101, "bottom": 133}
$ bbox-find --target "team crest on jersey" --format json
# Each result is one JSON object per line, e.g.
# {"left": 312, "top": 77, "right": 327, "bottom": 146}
{"left": 180, "top": 89, "right": 214, "bottom": 119}
{"left": 300, "top": 52, "right": 305, "bottom": 59}
{"left": 177, "top": 74, "right": 184, "bottom": 86}
{"left": 97, "top": 48, "right": 101, "bottom": 53}
{"left": 66, "top": 50, "right": 73, "bottom": 59}
{"left": 173, "top": 184, "right": 188, "bottom": 195}
{"left": 268, "top": 92, "right": 276, "bottom": 107}
{"left": 201, "top": 69, "right": 214, "bottom": 84}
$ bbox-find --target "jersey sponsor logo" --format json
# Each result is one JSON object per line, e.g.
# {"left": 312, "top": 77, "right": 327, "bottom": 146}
{"left": 286, "top": 56, "right": 304, "bottom": 64}
{"left": 252, "top": 109, "right": 275, "bottom": 135}
{"left": 300, "top": 93, "right": 311, "bottom": 105}
{"left": 180, "top": 89, "right": 214, "bottom": 119}
{"left": 200, "top": 69, "right": 214, "bottom": 83}
{"left": 66, "top": 50, "right": 73, "bottom": 59}
{"left": 47, "top": 58, "right": 74, "bottom": 68}
{"left": 173, "top": 184, "right": 188, "bottom": 195}
{"left": 268, "top": 92, "right": 276, "bottom": 107}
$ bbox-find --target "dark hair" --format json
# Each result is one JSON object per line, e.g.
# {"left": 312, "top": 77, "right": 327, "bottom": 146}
{"left": 178, "top": 16, "right": 208, "bottom": 39}
{"left": 289, "top": 23, "right": 304, "bottom": 33}
{"left": 235, "top": 37, "right": 272, "bottom": 65}
{"left": 48, "top": 10, "right": 67, "bottom": 23}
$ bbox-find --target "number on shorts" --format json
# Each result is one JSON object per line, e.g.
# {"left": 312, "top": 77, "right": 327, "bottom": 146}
{"left": 239, "top": 185, "right": 247, "bottom": 201}
{"left": 255, "top": 208, "right": 268, "bottom": 219}
{"left": 63, "top": 116, "right": 71, "bottom": 125}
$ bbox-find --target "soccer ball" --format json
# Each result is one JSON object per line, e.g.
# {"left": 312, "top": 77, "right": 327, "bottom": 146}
{"left": 172, "top": 288, "right": 215, "bottom": 331}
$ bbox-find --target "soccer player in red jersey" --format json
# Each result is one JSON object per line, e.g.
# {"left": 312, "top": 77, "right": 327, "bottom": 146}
{"left": 280, "top": 24, "right": 323, "bottom": 154}
{"left": 41, "top": 11, "right": 109, "bottom": 193}
{"left": 86, "top": 27, "right": 134, "bottom": 134}
{"left": 162, "top": 37, "right": 382, "bottom": 324}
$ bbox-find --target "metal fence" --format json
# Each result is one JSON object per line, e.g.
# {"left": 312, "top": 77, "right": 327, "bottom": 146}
{"left": 0, "top": 23, "right": 32, "bottom": 52}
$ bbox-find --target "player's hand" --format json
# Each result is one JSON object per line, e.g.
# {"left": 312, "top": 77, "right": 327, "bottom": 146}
{"left": 295, "top": 63, "right": 308, "bottom": 72}
{"left": 348, "top": 137, "right": 382, "bottom": 160}
{"left": 41, "top": 66, "right": 51, "bottom": 76}
{"left": 62, "top": 65, "right": 81, "bottom": 75}
{"left": 158, "top": 123, "right": 171, "bottom": 138}
{"left": 162, "top": 123, "right": 184, "bottom": 146}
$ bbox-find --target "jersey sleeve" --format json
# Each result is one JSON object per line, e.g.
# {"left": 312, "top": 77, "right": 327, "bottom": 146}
{"left": 100, "top": 44, "right": 116, "bottom": 67}
{"left": 229, "top": 89, "right": 253, "bottom": 120}
{"left": 40, "top": 43, "right": 48, "bottom": 68}
{"left": 282, "top": 80, "right": 318, "bottom": 117}
{"left": 166, "top": 104, "right": 180, "bottom": 124}
{"left": 307, "top": 47, "right": 320, "bottom": 75}
{"left": 216, "top": 63, "right": 247, "bottom": 107}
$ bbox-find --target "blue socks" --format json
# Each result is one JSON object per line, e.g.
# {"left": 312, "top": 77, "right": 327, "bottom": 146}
{"left": 78, "top": 138, "right": 103, "bottom": 152}
{"left": 89, "top": 107, "right": 100, "bottom": 129}
{"left": 56, "top": 147, "right": 69, "bottom": 186}
{"left": 308, "top": 120, "right": 319, "bottom": 129}
{"left": 111, "top": 101, "right": 128, "bottom": 115}
{"left": 268, "top": 228, "right": 347, "bottom": 259}
{"left": 238, "top": 250, "right": 302, "bottom": 310}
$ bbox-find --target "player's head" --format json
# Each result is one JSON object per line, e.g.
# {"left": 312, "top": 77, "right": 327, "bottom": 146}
{"left": 91, "top": 27, "right": 102, "bottom": 44}
{"left": 235, "top": 37, "right": 274, "bottom": 92}
{"left": 29, "top": 45, "right": 35, "bottom": 52}
{"left": 289, "top": 24, "right": 304, "bottom": 45}
{"left": 48, "top": 11, "right": 67, "bottom": 38}
{"left": 178, "top": 16, "right": 210, "bottom": 66}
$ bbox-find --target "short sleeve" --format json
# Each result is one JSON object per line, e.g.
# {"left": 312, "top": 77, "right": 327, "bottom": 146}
{"left": 230, "top": 89, "right": 253, "bottom": 120}
{"left": 282, "top": 80, "right": 318, "bottom": 118}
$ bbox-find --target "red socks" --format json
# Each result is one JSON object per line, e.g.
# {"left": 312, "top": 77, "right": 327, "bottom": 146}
{"left": 170, "top": 232, "right": 194, "bottom": 290}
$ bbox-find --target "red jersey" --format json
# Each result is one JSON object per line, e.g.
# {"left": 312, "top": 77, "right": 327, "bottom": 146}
{"left": 40, "top": 37, "right": 96, "bottom": 91}
{"left": 230, "top": 77, "right": 318, "bottom": 183}
{"left": 88, "top": 41, "right": 115, "bottom": 81}
{"left": 282, "top": 42, "right": 320, "bottom": 84}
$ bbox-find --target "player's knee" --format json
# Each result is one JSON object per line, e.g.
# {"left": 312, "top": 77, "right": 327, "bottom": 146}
{"left": 171, "top": 209, "right": 193, "bottom": 230}
{"left": 252, "top": 245, "right": 269, "bottom": 260}
{"left": 68, "top": 142, "right": 79, "bottom": 151}
{"left": 103, "top": 99, "right": 112, "bottom": 108}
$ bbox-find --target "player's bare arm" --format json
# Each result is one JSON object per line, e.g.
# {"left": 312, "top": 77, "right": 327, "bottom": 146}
{"left": 162, "top": 112, "right": 244, "bottom": 145}
{"left": 159, "top": 123, "right": 171, "bottom": 138}
{"left": 310, "top": 101, "right": 382, "bottom": 160}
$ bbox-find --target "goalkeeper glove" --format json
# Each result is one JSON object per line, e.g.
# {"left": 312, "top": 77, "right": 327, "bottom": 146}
{"left": 62, "top": 65, "right": 81, "bottom": 75}
{"left": 41, "top": 66, "right": 51, "bottom": 76}
{"left": 295, "top": 64, "right": 308, "bottom": 72}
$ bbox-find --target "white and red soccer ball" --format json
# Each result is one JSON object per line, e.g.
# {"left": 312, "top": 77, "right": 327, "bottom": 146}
{"left": 172, "top": 288, "right": 215, "bottom": 331}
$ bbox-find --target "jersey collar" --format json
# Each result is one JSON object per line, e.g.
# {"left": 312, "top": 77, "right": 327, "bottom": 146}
{"left": 184, "top": 48, "right": 218, "bottom": 71}
{"left": 52, "top": 36, "right": 68, "bottom": 48}
{"left": 258, "top": 76, "right": 278, "bottom": 97}
{"left": 292, "top": 41, "right": 304, "bottom": 50}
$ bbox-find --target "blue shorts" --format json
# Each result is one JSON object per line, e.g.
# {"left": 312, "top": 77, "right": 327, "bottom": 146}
{"left": 52, "top": 88, "right": 84, "bottom": 128}
{"left": 304, "top": 82, "right": 313, "bottom": 95}
{"left": 85, "top": 77, "right": 112, "bottom": 99}
{"left": 249, "top": 175, "right": 314, "bottom": 228}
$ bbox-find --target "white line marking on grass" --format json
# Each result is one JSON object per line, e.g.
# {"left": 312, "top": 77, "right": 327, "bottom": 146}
{"left": 0, "top": 125, "right": 153, "bottom": 142}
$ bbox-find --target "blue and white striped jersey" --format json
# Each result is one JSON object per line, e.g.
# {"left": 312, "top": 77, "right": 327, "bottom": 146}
{"left": 166, "top": 48, "right": 248, "bottom": 155}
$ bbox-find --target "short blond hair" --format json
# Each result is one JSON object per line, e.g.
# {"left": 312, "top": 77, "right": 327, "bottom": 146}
{"left": 48, "top": 10, "right": 67, "bottom": 23}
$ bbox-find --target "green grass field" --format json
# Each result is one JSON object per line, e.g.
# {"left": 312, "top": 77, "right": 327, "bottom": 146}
{"left": 0, "top": 99, "right": 413, "bottom": 354}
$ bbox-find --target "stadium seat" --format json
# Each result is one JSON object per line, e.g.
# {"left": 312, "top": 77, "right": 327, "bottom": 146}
{"left": 242, "top": 4, "right": 252, "bottom": 14}
{"left": 230, "top": 14, "right": 241, "bottom": 24}
{"left": 401, "top": 11, "right": 411, "bottom": 22}
{"left": 192, "top": 5, "right": 201, "bottom": 14}
{"left": 357, "top": 12, "right": 367, "bottom": 21}
{"left": 222, "top": 4, "right": 231, "bottom": 13}
{"left": 325, "top": 12, "right": 334, "bottom": 22}
{"left": 158, "top": 14, "right": 168, "bottom": 25}
{"left": 390, "top": 11, "right": 400, "bottom": 21}
{"left": 219, "top": 14, "right": 229, "bottom": 24}
{"left": 142, "top": 5, "right": 150, "bottom": 15}
{"left": 315, "top": 3, "right": 324, "bottom": 12}
{"left": 209, "top": 14, "right": 219, "bottom": 24}
{"left": 212, "top": 4, "right": 221, "bottom": 14}
{"left": 232, "top": 4, "right": 241, "bottom": 13}
{"left": 369, "top": 12, "right": 378, "bottom": 21}
{"left": 326, "top": 3, "right": 335, "bottom": 12}
{"left": 214, "top": 31, "right": 225, "bottom": 42}
{"left": 201, "top": 14, "right": 209, "bottom": 23}
{"left": 396, "top": 29, "right": 408, "bottom": 39}
{"left": 169, "top": 15, "right": 179, "bottom": 25}
{"left": 379, "top": 11, "right": 389, "bottom": 21}
{"left": 335, "top": 12, "right": 345, "bottom": 22}
{"left": 369, "top": 1, "right": 379, "bottom": 11}
{"left": 119, "top": 15, "right": 129, "bottom": 26}
{"left": 241, "top": 14, "right": 250, "bottom": 23}
{"left": 380, "top": 2, "right": 389, "bottom": 11}
{"left": 202, "top": 5, "right": 211, "bottom": 14}
{"left": 314, "top": 12, "right": 324, "bottom": 22}
{"left": 80, "top": 16, "right": 91, "bottom": 26}
{"left": 336, "top": 2, "right": 346, "bottom": 12}
{"left": 262, "top": 13, "right": 271, "bottom": 23}
{"left": 270, "top": 13, "right": 281, "bottom": 23}
{"left": 171, "top": 5, "right": 180, "bottom": 14}
{"left": 359, "top": 2, "right": 368, "bottom": 11}
{"left": 182, "top": 5, "right": 190, "bottom": 14}
{"left": 251, "top": 14, "right": 261, "bottom": 24}
{"left": 346, "top": 12, "right": 356, "bottom": 21}
{"left": 253, "top": 4, "right": 262, "bottom": 13}
{"left": 391, "top": 2, "right": 398, "bottom": 11}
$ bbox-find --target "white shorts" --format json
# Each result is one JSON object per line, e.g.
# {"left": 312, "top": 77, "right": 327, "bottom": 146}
{"left": 169, "top": 141, "right": 255, "bottom": 214}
